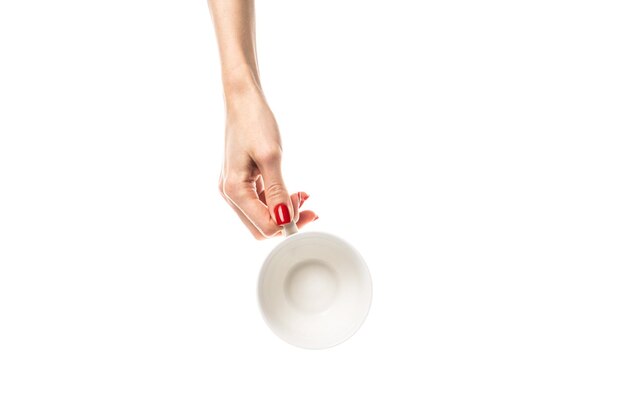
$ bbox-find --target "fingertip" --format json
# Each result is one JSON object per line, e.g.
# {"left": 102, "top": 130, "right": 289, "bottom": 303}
{"left": 295, "top": 210, "right": 318, "bottom": 229}
{"left": 273, "top": 202, "right": 292, "bottom": 226}
{"left": 298, "top": 191, "right": 310, "bottom": 208}
{"left": 290, "top": 192, "right": 301, "bottom": 222}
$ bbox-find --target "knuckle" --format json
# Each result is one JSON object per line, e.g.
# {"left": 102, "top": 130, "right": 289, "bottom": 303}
{"left": 252, "top": 231, "right": 266, "bottom": 241}
{"left": 258, "top": 223, "right": 279, "bottom": 238}
{"left": 222, "top": 178, "right": 238, "bottom": 199}
{"left": 250, "top": 229, "right": 265, "bottom": 240}
{"left": 263, "top": 182, "right": 286, "bottom": 200}
{"left": 256, "top": 147, "right": 282, "bottom": 165}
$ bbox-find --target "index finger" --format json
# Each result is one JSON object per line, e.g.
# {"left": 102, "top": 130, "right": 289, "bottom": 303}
{"left": 223, "top": 176, "right": 281, "bottom": 238}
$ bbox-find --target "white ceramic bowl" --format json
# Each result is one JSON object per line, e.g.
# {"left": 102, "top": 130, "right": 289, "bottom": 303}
{"left": 258, "top": 231, "right": 372, "bottom": 349}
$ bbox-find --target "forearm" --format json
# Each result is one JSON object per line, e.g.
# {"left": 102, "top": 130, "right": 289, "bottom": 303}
{"left": 208, "top": 0, "right": 261, "bottom": 103}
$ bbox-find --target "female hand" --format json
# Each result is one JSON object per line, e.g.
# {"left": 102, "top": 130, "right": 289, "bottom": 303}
{"left": 209, "top": 0, "right": 315, "bottom": 238}
{"left": 218, "top": 79, "right": 317, "bottom": 239}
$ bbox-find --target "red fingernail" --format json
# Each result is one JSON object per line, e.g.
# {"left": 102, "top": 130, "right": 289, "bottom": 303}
{"left": 274, "top": 203, "right": 291, "bottom": 226}
{"left": 299, "top": 192, "right": 310, "bottom": 208}
{"left": 314, "top": 215, "right": 319, "bottom": 221}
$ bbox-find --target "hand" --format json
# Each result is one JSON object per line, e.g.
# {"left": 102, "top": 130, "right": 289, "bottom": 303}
{"left": 218, "top": 84, "right": 317, "bottom": 239}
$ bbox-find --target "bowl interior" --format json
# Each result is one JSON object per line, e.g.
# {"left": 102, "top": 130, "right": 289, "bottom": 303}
{"left": 258, "top": 232, "right": 372, "bottom": 349}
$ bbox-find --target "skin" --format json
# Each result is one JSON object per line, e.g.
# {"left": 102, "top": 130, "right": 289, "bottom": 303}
{"left": 208, "top": 0, "right": 317, "bottom": 239}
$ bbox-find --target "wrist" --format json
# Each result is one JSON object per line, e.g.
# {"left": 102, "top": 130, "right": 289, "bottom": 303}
{"left": 222, "top": 65, "right": 268, "bottom": 115}
{"left": 222, "top": 64, "right": 261, "bottom": 99}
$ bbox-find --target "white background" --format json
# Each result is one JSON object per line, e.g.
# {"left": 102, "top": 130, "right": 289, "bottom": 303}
{"left": 1, "top": 0, "right": 625, "bottom": 416}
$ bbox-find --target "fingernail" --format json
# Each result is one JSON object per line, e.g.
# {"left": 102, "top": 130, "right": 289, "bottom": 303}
{"left": 299, "top": 192, "right": 310, "bottom": 208}
{"left": 274, "top": 203, "right": 291, "bottom": 226}
{"left": 314, "top": 215, "right": 319, "bottom": 221}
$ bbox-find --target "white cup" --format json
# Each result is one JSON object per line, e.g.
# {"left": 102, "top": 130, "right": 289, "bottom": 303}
{"left": 258, "top": 221, "right": 372, "bottom": 349}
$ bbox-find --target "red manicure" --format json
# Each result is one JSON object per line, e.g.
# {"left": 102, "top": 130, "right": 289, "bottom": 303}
{"left": 274, "top": 203, "right": 291, "bottom": 226}
{"left": 299, "top": 192, "right": 310, "bottom": 208}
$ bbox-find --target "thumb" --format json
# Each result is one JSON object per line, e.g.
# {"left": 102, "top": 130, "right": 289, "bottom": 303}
{"left": 257, "top": 153, "right": 294, "bottom": 226}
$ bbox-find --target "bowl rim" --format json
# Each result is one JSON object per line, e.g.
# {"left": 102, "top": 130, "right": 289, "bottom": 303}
{"left": 257, "top": 231, "right": 373, "bottom": 350}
